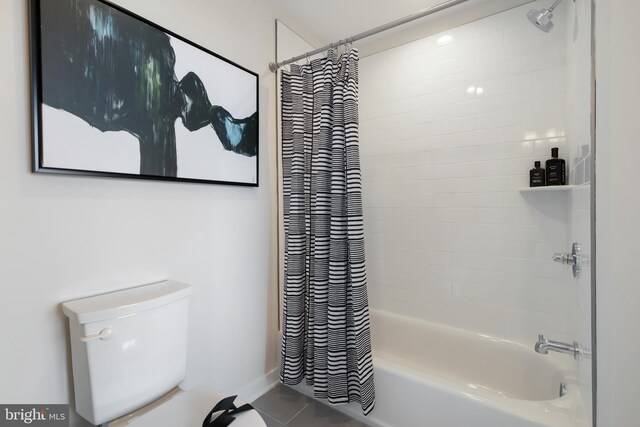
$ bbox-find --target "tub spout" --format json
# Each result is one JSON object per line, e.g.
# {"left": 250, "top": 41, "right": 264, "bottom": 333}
{"left": 535, "top": 334, "right": 582, "bottom": 359}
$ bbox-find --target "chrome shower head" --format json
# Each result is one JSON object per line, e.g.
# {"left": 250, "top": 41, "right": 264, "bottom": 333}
{"left": 527, "top": 0, "right": 564, "bottom": 33}
{"left": 527, "top": 8, "right": 554, "bottom": 32}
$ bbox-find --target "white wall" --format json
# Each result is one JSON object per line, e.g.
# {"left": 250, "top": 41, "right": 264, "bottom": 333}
{"left": 359, "top": 3, "right": 572, "bottom": 344}
{"left": 0, "top": 1, "right": 283, "bottom": 425}
{"left": 595, "top": 0, "right": 640, "bottom": 425}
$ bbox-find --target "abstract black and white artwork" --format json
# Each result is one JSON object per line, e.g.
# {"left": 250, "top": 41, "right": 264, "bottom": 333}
{"left": 30, "top": 0, "right": 259, "bottom": 186}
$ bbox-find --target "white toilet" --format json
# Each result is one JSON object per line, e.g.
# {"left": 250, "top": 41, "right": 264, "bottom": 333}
{"left": 62, "top": 280, "right": 266, "bottom": 426}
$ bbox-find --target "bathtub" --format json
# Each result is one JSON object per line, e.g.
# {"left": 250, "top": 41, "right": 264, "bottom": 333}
{"left": 290, "top": 309, "right": 587, "bottom": 427}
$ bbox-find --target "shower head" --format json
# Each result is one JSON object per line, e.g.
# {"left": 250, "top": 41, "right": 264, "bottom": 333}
{"left": 527, "top": 8, "right": 554, "bottom": 32}
{"left": 527, "top": 0, "right": 564, "bottom": 33}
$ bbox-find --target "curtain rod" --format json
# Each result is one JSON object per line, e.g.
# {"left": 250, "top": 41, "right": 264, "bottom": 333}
{"left": 269, "top": 0, "right": 470, "bottom": 72}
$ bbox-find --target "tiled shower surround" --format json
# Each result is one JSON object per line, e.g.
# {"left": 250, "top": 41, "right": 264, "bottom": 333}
{"left": 359, "top": 3, "right": 573, "bottom": 343}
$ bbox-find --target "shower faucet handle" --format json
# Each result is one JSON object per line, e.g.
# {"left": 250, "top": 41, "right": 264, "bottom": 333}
{"left": 552, "top": 243, "right": 581, "bottom": 278}
{"left": 552, "top": 252, "right": 575, "bottom": 265}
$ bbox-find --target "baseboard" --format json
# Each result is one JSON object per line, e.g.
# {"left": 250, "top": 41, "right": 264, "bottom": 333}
{"left": 237, "top": 367, "right": 279, "bottom": 402}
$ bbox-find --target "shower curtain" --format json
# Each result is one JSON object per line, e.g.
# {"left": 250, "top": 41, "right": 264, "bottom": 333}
{"left": 280, "top": 48, "right": 375, "bottom": 415}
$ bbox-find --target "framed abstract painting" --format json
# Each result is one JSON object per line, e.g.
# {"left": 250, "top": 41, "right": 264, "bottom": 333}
{"left": 29, "top": 0, "right": 259, "bottom": 186}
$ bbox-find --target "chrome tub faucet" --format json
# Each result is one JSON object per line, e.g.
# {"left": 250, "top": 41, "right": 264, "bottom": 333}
{"left": 535, "top": 334, "right": 583, "bottom": 359}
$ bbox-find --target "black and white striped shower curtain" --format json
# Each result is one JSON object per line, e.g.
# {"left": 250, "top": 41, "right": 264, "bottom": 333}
{"left": 280, "top": 49, "right": 375, "bottom": 415}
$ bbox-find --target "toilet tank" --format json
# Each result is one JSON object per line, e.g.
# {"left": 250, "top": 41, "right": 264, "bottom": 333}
{"left": 62, "top": 280, "right": 192, "bottom": 425}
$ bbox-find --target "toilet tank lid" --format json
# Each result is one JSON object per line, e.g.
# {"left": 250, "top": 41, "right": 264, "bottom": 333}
{"left": 62, "top": 280, "right": 192, "bottom": 324}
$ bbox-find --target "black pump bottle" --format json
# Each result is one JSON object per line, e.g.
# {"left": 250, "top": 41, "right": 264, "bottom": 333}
{"left": 545, "top": 147, "right": 566, "bottom": 186}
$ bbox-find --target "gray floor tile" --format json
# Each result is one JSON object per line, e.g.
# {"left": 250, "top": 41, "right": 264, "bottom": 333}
{"left": 251, "top": 384, "right": 312, "bottom": 424}
{"left": 256, "top": 410, "right": 287, "bottom": 427}
{"left": 287, "top": 401, "right": 371, "bottom": 427}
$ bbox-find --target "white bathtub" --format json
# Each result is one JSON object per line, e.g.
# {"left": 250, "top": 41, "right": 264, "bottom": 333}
{"left": 290, "top": 309, "right": 587, "bottom": 427}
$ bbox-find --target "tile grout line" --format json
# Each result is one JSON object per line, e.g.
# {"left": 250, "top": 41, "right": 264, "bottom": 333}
{"left": 283, "top": 402, "right": 311, "bottom": 425}
{"left": 256, "top": 408, "right": 291, "bottom": 427}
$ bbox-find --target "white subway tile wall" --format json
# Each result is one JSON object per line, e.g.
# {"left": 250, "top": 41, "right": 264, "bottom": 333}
{"left": 359, "top": 3, "right": 571, "bottom": 343}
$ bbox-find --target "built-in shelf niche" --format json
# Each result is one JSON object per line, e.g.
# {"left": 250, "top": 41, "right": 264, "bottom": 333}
{"left": 519, "top": 185, "right": 577, "bottom": 193}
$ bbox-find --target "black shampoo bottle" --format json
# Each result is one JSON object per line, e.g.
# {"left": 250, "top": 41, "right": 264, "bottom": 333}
{"left": 530, "top": 161, "right": 545, "bottom": 187}
{"left": 545, "top": 147, "right": 566, "bottom": 185}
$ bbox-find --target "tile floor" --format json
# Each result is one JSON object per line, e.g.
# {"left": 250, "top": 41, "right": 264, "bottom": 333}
{"left": 251, "top": 384, "right": 372, "bottom": 427}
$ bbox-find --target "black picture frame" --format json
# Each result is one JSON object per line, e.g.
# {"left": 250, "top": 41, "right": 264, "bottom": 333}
{"left": 29, "top": 0, "right": 259, "bottom": 186}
